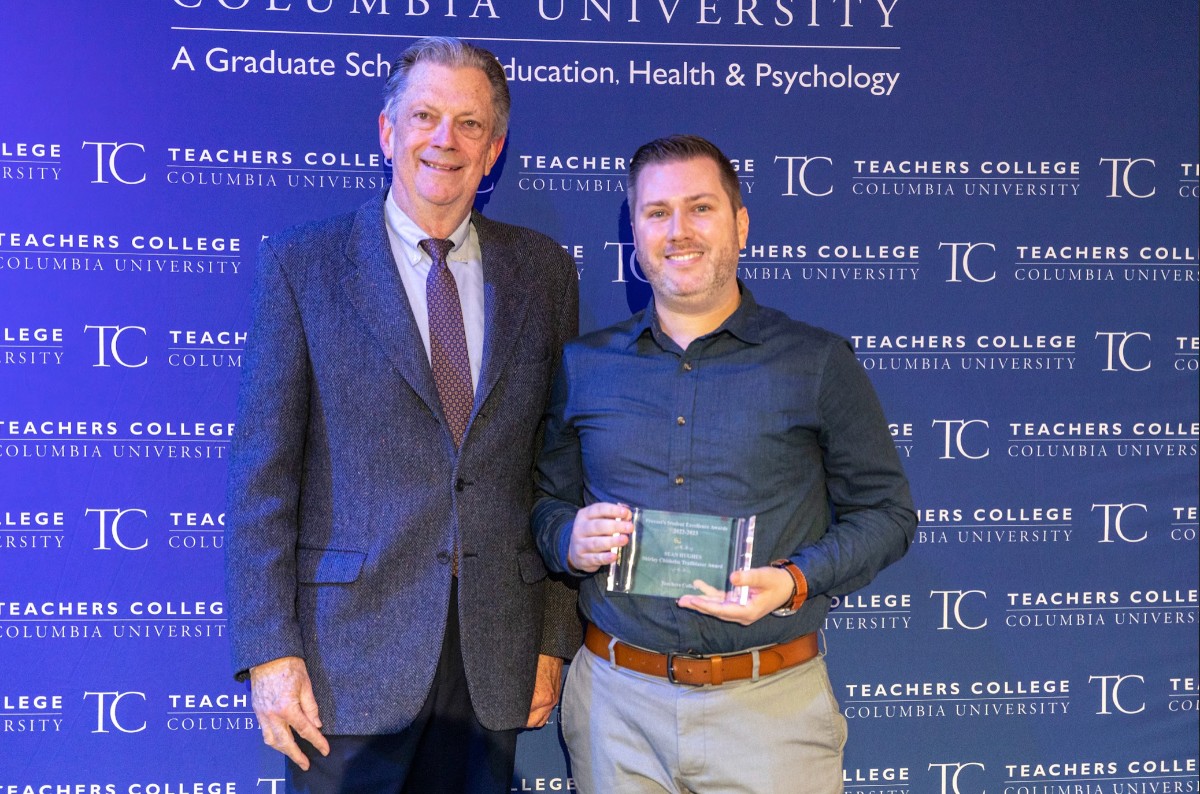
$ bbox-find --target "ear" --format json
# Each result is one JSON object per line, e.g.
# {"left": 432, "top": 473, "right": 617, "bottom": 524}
{"left": 378, "top": 112, "right": 394, "bottom": 158}
{"left": 736, "top": 206, "right": 749, "bottom": 249}
{"left": 482, "top": 134, "right": 506, "bottom": 176}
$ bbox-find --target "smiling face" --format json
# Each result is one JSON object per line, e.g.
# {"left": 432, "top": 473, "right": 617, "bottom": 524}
{"left": 378, "top": 62, "right": 505, "bottom": 237}
{"left": 631, "top": 156, "right": 749, "bottom": 318}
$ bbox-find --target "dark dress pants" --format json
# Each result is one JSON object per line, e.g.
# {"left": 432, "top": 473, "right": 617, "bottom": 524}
{"left": 286, "top": 586, "right": 520, "bottom": 794}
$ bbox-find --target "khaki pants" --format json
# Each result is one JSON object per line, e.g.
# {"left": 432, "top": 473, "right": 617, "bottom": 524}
{"left": 562, "top": 639, "right": 848, "bottom": 794}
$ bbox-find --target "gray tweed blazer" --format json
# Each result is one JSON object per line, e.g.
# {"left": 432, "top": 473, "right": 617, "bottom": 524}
{"left": 225, "top": 191, "right": 580, "bottom": 734}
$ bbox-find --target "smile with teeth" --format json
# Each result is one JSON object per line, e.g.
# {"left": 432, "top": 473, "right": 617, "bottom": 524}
{"left": 422, "top": 159, "right": 461, "bottom": 172}
{"left": 666, "top": 250, "right": 704, "bottom": 263}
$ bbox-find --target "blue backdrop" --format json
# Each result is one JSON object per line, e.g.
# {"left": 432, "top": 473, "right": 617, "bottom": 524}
{"left": 1, "top": 2, "right": 1197, "bottom": 792}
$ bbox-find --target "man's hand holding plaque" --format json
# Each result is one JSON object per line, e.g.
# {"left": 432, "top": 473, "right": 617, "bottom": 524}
{"left": 676, "top": 567, "right": 800, "bottom": 625}
{"left": 566, "top": 502, "right": 635, "bottom": 573}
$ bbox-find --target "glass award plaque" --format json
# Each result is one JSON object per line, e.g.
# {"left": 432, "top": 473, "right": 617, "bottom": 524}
{"left": 606, "top": 508, "right": 756, "bottom": 604}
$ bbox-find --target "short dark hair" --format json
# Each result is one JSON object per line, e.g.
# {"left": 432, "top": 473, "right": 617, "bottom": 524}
{"left": 627, "top": 134, "right": 742, "bottom": 211}
{"left": 382, "top": 37, "right": 511, "bottom": 139}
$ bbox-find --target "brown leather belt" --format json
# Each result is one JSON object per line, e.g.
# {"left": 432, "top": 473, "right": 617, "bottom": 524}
{"left": 584, "top": 624, "right": 818, "bottom": 686}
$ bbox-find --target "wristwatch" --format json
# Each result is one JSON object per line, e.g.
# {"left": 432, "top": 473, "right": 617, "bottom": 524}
{"left": 770, "top": 559, "right": 807, "bottom": 616}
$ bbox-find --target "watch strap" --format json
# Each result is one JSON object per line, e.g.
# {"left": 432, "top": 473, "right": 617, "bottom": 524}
{"left": 770, "top": 558, "right": 808, "bottom": 613}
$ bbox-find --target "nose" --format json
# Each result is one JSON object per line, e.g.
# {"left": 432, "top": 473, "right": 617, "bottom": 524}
{"left": 431, "top": 117, "right": 456, "bottom": 149}
{"left": 667, "top": 209, "right": 691, "bottom": 240}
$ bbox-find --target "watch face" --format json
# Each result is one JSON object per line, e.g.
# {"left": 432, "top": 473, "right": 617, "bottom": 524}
{"left": 772, "top": 608, "right": 798, "bottom": 617}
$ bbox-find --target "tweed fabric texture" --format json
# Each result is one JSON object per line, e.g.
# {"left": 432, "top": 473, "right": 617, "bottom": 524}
{"left": 226, "top": 191, "right": 582, "bottom": 734}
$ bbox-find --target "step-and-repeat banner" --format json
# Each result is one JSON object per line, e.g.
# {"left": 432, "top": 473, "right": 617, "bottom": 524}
{"left": 2, "top": 2, "right": 1197, "bottom": 792}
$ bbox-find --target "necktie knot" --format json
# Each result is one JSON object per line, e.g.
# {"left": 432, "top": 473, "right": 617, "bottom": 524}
{"left": 420, "top": 237, "right": 454, "bottom": 267}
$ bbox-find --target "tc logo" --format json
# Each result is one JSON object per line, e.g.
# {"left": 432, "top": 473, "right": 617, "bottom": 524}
{"left": 1092, "top": 503, "right": 1149, "bottom": 543}
{"left": 606, "top": 242, "right": 646, "bottom": 284}
{"left": 87, "top": 507, "right": 149, "bottom": 551}
{"left": 775, "top": 155, "right": 833, "bottom": 197}
{"left": 1099, "top": 158, "right": 1156, "bottom": 198}
{"left": 932, "top": 419, "right": 990, "bottom": 460}
{"left": 83, "top": 691, "right": 146, "bottom": 733}
{"left": 929, "top": 762, "right": 986, "bottom": 794}
{"left": 1095, "top": 331, "right": 1152, "bottom": 372}
{"left": 81, "top": 141, "right": 146, "bottom": 185}
{"left": 930, "top": 590, "right": 988, "bottom": 630}
{"left": 83, "top": 325, "right": 147, "bottom": 368}
{"left": 940, "top": 242, "right": 997, "bottom": 283}
{"left": 1089, "top": 674, "right": 1146, "bottom": 715}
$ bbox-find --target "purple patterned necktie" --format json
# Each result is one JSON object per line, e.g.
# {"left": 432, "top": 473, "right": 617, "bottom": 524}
{"left": 420, "top": 237, "right": 472, "bottom": 449}
{"left": 421, "top": 237, "right": 469, "bottom": 577}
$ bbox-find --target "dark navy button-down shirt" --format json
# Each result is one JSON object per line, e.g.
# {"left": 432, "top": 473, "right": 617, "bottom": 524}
{"left": 533, "top": 285, "right": 916, "bottom": 655}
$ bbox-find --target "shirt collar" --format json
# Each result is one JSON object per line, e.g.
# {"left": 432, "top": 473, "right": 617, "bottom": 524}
{"left": 628, "top": 280, "right": 764, "bottom": 349}
{"left": 383, "top": 195, "right": 472, "bottom": 267}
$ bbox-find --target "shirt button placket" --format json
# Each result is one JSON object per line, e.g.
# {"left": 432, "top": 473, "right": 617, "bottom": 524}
{"left": 671, "top": 358, "right": 696, "bottom": 507}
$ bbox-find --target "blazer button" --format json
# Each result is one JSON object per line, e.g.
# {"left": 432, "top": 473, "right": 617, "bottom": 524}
{"left": 436, "top": 551, "right": 451, "bottom": 564}
{"left": 455, "top": 478, "right": 466, "bottom": 492}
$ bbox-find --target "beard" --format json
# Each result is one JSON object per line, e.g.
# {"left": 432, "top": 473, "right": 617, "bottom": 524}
{"left": 641, "top": 238, "right": 740, "bottom": 312}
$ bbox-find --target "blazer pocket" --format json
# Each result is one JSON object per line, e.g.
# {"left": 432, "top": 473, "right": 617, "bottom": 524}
{"left": 296, "top": 547, "right": 366, "bottom": 584}
{"left": 517, "top": 548, "right": 548, "bottom": 584}
{"left": 506, "top": 350, "right": 553, "bottom": 382}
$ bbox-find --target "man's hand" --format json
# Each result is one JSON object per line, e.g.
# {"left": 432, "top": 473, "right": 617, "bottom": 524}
{"left": 676, "top": 566, "right": 796, "bottom": 626}
{"left": 526, "top": 654, "right": 564, "bottom": 728}
{"left": 249, "top": 656, "right": 330, "bottom": 771}
{"left": 567, "top": 502, "right": 634, "bottom": 573}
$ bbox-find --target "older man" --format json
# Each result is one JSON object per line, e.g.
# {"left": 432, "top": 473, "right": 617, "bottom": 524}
{"left": 226, "top": 37, "right": 579, "bottom": 793}
{"left": 533, "top": 135, "right": 915, "bottom": 793}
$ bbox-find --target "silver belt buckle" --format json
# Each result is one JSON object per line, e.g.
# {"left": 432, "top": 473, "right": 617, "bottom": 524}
{"left": 665, "top": 650, "right": 706, "bottom": 686}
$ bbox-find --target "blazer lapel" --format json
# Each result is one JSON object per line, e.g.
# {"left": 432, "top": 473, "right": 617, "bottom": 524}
{"left": 339, "top": 194, "right": 443, "bottom": 420}
{"left": 474, "top": 212, "right": 531, "bottom": 413}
